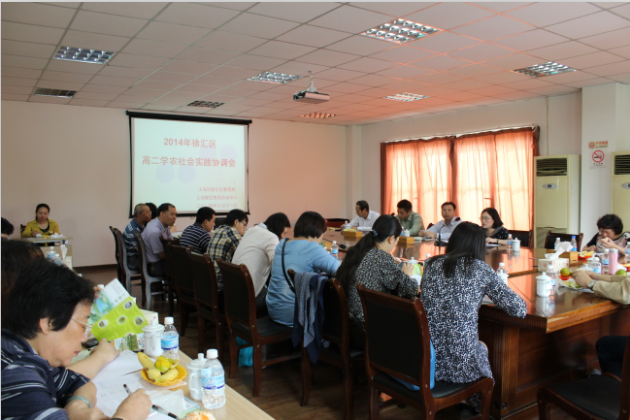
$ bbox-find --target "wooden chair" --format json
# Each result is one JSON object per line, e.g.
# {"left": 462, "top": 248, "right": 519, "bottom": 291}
{"left": 109, "top": 227, "right": 142, "bottom": 291}
{"left": 133, "top": 232, "right": 166, "bottom": 309}
{"left": 217, "top": 259, "right": 299, "bottom": 397}
{"left": 508, "top": 229, "right": 532, "bottom": 248}
{"left": 20, "top": 224, "right": 26, "bottom": 234}
{"left": 537, "top": 333, "right": 630, "bottom": 420}
{"left": 426, "top": 222, "right": 434, "bottom": 230}
{"left": 326, "top": 218, "right": 349, "bottom": 228}
{"left": 160, "top": 237, "right": 178, "bottom": 317}
{"left": 289, "top": 270, "right": 364, "bottom": 420}
{"left": 188, "top": 250, "right": 224, "bottom": 361}
{"left": 357, "top": 284, "right": 494, "bottom": 420}
{"left": 169, "top": 244, "right": 198, "bottom": 337}
{"left": 543, "top": 231, "right": 584, "bottom": 250}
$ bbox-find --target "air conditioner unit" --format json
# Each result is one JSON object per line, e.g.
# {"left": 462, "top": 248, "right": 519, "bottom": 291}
{"left": 533, "top": 154, "right": 580, "bottom": 247}
{"left": 612, "top": 152, "right": 630, "bottom": 227}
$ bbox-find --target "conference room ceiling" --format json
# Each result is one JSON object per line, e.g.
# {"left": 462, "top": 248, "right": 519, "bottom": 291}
{"left": 2, "top": 2, "right": 630, "bottom": 125}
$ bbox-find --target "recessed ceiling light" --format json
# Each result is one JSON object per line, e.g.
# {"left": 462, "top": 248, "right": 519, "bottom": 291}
{"left": 248, "top": 72, "right": 302, "bottom": 84}
{"left": 187, "top": 101, "right": 224, "bottom": 108}
{"left": 512, "top": 62, "right": 576, "bottom": 78}
{"left": 384, "top": 92, "right": 430, "bottom": 102}
{"left": 54, "top": 46, "right": 115, "bottom": 64}
{"left": 301, "top": 112, "right": 336, "bottom": 119}
{"left": 33, "top": 88, "right": 76, "bottom": 98}
{"left": 361, "top": 18, "right": 442, "bottom": 44}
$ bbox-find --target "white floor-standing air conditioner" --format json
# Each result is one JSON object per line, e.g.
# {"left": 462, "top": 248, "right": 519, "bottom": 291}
{"left": 612, "top": 152, "right": 630, "bottom": 228}
{"left": 534, "top": 154, "right": 581, "bottom": 247}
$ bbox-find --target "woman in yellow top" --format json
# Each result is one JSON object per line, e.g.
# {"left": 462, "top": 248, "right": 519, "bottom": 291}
{"left": 21, "top": 204, "right": 60, "bottom": 238}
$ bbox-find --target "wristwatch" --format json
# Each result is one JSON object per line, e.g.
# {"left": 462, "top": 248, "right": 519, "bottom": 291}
{"left": 587, "top": 280, "right": 597, "bottom": 290}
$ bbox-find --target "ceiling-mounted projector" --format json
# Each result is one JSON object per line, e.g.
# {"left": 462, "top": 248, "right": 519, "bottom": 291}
{"left": 293, "top": 71, "right": 329, "bottom": 103}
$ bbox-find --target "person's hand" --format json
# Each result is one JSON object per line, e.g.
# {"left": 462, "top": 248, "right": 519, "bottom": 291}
{"left": 91, "top": 338, "right": 120, "bottom": 365}
{"left": 573, "top": 270, "right": 592, "bottom": 287}
{"left": 402, "top": 262, "right": 414, "bottom": 276}
{"left": 114, "top": 389, "right": 152, "bottom": 420}
{"left": 424, "top": 231, "right": 436, "bottom": 239}
{"left": 600, "top": 237, "right": 615, "bottom": 247}
{"left": 66, "top": 401, "right": 108, "bottom": 420}
{"left": 582, "top": 245, "right": 596, "bottom": 252}
{"left": 31, "top": 230, "right": 38, "bottom": 237}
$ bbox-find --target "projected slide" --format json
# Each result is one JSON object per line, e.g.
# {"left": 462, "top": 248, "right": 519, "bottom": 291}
{"left": 130, "top": 115, "right": 249, "bottom": 215}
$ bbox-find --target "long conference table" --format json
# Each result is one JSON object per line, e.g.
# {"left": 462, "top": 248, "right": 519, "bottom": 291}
{"left": 319, "top": 229, "right": 629, "bottom": 420}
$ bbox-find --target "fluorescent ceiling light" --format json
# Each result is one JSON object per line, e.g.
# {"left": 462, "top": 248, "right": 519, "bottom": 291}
{"left": 54, "top": 46, "right": 115, "bottom": 64}
{"left": 512, "top": 62, "right": 576, "bottom": 78}
{"left": 187, "top": 101, "right": 224, "bottom": 108}
{"left": 384, "top": 92, "right": 430, "bottom": 102}
{"left": 361, "top": 19, "right": 442, "bottom": 44}
{"left": 33, "top": 88, "right": 76, "bottom": 98}
{"left": 301, "top": 112, "right": 336, "bottom": 119}
{"left": 248, "top": 72, "right": 302, "bottom": 84}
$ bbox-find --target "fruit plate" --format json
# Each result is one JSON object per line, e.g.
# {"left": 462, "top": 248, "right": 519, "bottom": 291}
{"left": 141, "top": 364, "right": 187, "bottom": 387}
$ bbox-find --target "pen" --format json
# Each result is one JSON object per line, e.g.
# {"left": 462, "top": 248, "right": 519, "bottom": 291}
{"left": 123, "top": 384, "right": 132, "bottom": 395}
{"left": 152, "top": 404, "right": 179, "bottom": 420}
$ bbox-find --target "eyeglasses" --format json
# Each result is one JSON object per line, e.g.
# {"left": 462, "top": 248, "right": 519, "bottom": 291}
{"left": 72, "top": 318, "right": 91, "bottom": 336}
{"left": 480, "top": 217, "right": 492, "bottom": 221}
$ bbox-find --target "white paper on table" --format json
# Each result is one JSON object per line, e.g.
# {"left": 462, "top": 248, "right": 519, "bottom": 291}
{"left": 93, "top": 350, "right": 143, "bottom": 383}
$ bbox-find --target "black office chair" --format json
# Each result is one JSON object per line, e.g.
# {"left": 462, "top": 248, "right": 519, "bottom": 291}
{"left": 543, "top": 231, "right": 584, "bottom": 250}
{"left": 509, "top": 230, "right": 532, "bottom": 248}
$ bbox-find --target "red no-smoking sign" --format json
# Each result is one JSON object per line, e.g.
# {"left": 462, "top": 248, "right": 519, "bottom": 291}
{"left": 592, "top": 150, "right": 604, "bottom": 162}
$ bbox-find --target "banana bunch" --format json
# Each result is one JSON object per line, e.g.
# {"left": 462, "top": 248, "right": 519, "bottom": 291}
{"left": 138, "top": 352, "right": 179, "bottom": 383}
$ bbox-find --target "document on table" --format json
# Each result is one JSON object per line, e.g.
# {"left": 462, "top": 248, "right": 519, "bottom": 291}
{"left": 93, "top": 350, "right": 144, "bottom": 383}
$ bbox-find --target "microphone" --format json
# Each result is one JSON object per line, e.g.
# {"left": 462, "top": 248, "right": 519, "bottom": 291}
{"left": 454, "top": 217, "right": 461, "bottom": 222}
{"left": 435, "top": 224, "right": 448, "bottom": 246}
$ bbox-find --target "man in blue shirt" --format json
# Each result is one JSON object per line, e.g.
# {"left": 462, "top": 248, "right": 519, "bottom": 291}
{"left": 142, "top": 203, "right": 176, "bottom": 277}
{"left": 421, "top": 202, "right": 462, "bottom": 241}
{"left": 180, "top": 207, "right": 215, "bottom": 254}
{"left": 123, "top": 203, "right": 152, "bottom": 270}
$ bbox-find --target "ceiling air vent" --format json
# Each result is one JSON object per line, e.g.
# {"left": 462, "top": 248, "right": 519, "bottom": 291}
{"left": 614, "top": 153, "right": 630, "bottom": 175}
{"left": 33, "top": 88, "right": 76, "bottom": 98}
{"left": 536, "top": 158, "right": 567, "bottom": 177}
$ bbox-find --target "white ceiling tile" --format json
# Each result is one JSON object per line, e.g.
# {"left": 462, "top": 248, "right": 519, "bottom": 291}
{"left": 41, "top": 70, "right": 93, "bottom": 83}
{"left": 545, "top": 11, "right": 630, "bottom": 39}
{"left": 502, "top": 78, "right": 553, "bottom": 89}
{"left": 471, "top": 3, "right": 532, "bottom": 13}
{"left": 163, "top": 90, "right": 215, "bottom": 100}
{"left": 491, "top": 90, "right": 540, "bottom": 100}
{"left": 116, "top": 94, "right": 159, "bottom": 102}
{"left": 276, "top": 25, "right": 352, "bottom": 48}
{"left": 73, "top": 91, "right": 119, "bottom": 100}
{"left": 206, "top": 103, "right": 253, "bottom": 113}
{"left": 46, "top": 59, "right": 103, "bottom": 74}
{"left": 409, "top": 32, "right": 481, "bottom": 53}
{"left": 308, "top": 5, "right": 392, "bottom": 33}
{"left": 413, "top": 55, "right": 472, "bottom": 71}
{"left": 442, "top": 79, "right": 491, "bottom": 90}
{"left": 444, "top": 64, "right": 504, "bottom": 77}
{"left": 225, "top": 80, "right": 274, "bottom": 92}
{"left": 2, "top": 66, "right": 41, "bottom": 79}
{"left": 160, "top": 60, "right": 218, "bottom": 75}
{"left": 90, "top": 75, "right": 139, "bottom": 87}
{"left": 610, "top": 45, "right": 630, "bottom": 59}
{"left": 1, "top": 40, "right": 55, "bottom": 59}
{"left": 376, "top": 65, "right": 433, "bottom": 79}
{"left": 592, "top": 3, "right": 629, "bottom": 9}
{"left": 36, "top": 80, "right": 84, "bottom": 90}
{"left": 174, "top": 84, "right": 221, "bottom": 94}
{"left": 494, "top": 29, "right": 569, "bottom": 51}
{"left": 122, "top": 39, "right": 189, "bottom": 58}
{"left": 109, "top": 53, "right": 170, "bottom": 70}
{"left": 219, "top": 13, "right": 300, "bottom": 39}
{"left": 316, "top": 68, "right": 368, "bottom": 82}
{"left": 271, "top": 61, "right": 330, "bottom": 76}
{"left": 449, "top": 44, "right": 515, "bottom": 62}
{"left": 2, "top": 85, "right": 33, "bottom": 94}
{"left": 199, "top": 2, "right": 257, "bottom": 11}
{"left": 195, "top": 31, "right": 267, "bottom": 52}
{"left": 226, "top": 54, "right": 287, "bottom": 71}
{"left": 98, "top": 66, "right": 154, "bottom": 78}
{"left": 150, "top": 97, "right": 193, "bottom": 106}
{"left": 506, "top": 3, "right": 601, "bottom": 27}
{"left": 475, "top": 71, "right": 529, "bottom": 84}
{"left": 411, "top": 72, "right": 464, "bottom": 85}
{"left": 124, "top": 87, "right": 168, "bottom": 97}
{"left": 107, "top": 101, "right": 145, "bottom": 109}
{"left": 82, "top": 3, "right": 166, "bottom": 19}
{"left": 333, "top": 93, "right": 373, "bottom": 103}
{"left": 380, "top": 80, "right": 431, "bottom": 92}
{"left": 561, "top": 51, "right": 626, "bottom": 69}
{"left": 453, "top": 16, "right": 535, "bottom": 41}
{"left": 369, "top": 46, "right": 435, "bottom": 63}
{"left": 338, "top": 57, "right": 396, "bottom": 73}
{"left": 1, "top": 21, "right": 65, "bottom": 45}
{"left": 2, "top": 77, "right": 37, "bottom": 87}
{"left": 565, "top": 77, "right": 617, "bottom": 87}
{"left": 81, "top": 84, "right": 129, "bottom": 94}
{"left": 579, "top": 26, "right": 630, "bottom": 49}
{"left": 155, "top": 3, "right": 240, "bottom": 28}
{"left": 134, "top": 80, "right": 182, "bottom": 91}
{"left": 610, "top": 3, "right": 630, "bottom": 18}
{"left": 247, "top": 41, "right": 316, "bottom": 60}
{"left": 326, "top": 35, "right": 400, "bottom": 55}
{"left": 350, "top": 2, "right": 435, "bottom": 17}
{"left": 137, "top": 22, "right": 211, "bottom": 45}
{"left": 468, "top": 84, "right": 517, "bottom": 95}
{"left": 41, "top": 3, "right": 81, "bottom": 8}
{"left": 351, "top": 74, "right": 398, "bottom": 86}
{"left": 296, "top": 49, "right": 361, "bottom": 67}
{"left": 439, "top": 91, "right": 486, "bottom": 101}
{"left": 264, "top": 101, "right": 304, "bottom": 109}
{"left": 206, "top": 66, "right": 262, "bottom": 80}
{"left": 248, "top": 2, "right": 340, "bottom": 22}
{"left": 586, "top": 60, "right": 630, "bottom": 76}
{"left": 405, "top": 3, "right": 496, "bottom": 30}
{"left": 235, "top": 98, "right": 273, "bottom": 106}
{"left": 608, "top": 73, "right": 630, "bottom": 83}
{"left": 176, "top": 47, "right": 241, "bottom": 65}
{"left": 70, "top": 11, "right": 148, "bottom": 38}
{"left": 325, "top": 83, "right": 370, "bottom": 94}
{"left": 528, "top": 41, "right": 599, "bottom": 60}
{"left": 481, "top": 53, "right": 542, "bottom": 70}
{"left": 246, "top": 91, "right": 287, "bottom": 100}
{"left": 191, "top": 75, "right": 238, "bottom": 87}
{"left": 1, "top": 3, "right": 76, "bottom": 28}
{"left": 142, "top": 103, "right": 179, "bottom": 111}
{"left": 146, "top": 72, "right": 198, "bottom": 83}
{"left": 29, "top": 95, "right": 72, "bottom": 104}
{"left": 60, "top": 31, "right": 131, "bottom": 52}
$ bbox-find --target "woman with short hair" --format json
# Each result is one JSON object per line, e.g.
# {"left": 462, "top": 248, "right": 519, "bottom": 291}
{"left": 583, "top": 214, "right": 629, "bottom": 254}
{"left": 480, "top": 207, "right": 510, "bottom": 245}
{"left": 21, "top": 203, "right": 60, "bottom": 238}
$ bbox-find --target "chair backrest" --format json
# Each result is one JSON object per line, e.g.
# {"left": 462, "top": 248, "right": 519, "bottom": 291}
{"left": 427, "top": 222, "right": 434, "bottom": 230}
{"left": 509, "top": 229, "right": 532, "bottom": 248}
{"left": 160, "top": 237, "right": 177, "bottom": 279}
{"left": 170, "top": 244, "right": 195, "bottom": 293}
{"left": 544, "top": 231, "right": 584, "bottom": 250}
{"left": 326, "top": 218, "right": 348, "bottom": 228}
{"left": 187, "top": 250, "right": 220, "bottom": 309}
{"left": 617, "top": 332, "right": 630, "bottom": 419}
{"left": 217, "top": 259, "right": 256, "bottom": 328}
{"left": 112, "top": 227, "right": 132, "bottom": 278}
{"left": 357, "top": 284, "right": 432, "bottom": 395}
{"left": 109, "top": 226, "right": 123, "bottom": 279}
{"left": 133, "top": 231, "right": 150, "bottom": 279}
{"left": 20, "top": 224, "right": 26, "bottom": 233}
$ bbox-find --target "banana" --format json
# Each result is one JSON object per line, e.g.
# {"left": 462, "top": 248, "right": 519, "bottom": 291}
{"left": 156, "top": 367, "right": 179, "bottom": 383}
{"left": 138, "top": 352, "right": 156, "bottom": 370}
{"left": 147, "top": 368, "right": 161, "bottom": 381}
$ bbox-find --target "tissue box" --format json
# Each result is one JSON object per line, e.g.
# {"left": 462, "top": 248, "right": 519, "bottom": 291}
{"left": 538, "top": 258, "right": 569, "bottom": 272}
{"left": 559, "top": 251, "right": 579, "bottom": 262}
{"left": 398, "top": 236, "right": 415, "bottom": 247}
{"left": 343, "top": 230, "right": 363, "bottom": 239}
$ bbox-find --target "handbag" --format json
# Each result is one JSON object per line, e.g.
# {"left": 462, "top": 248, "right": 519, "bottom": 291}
{"left": 280, "top": 239, "right": 296, "bottom": 294}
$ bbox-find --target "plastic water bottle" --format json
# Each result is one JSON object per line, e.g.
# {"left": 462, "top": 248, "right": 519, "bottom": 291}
{"left": 602, "top": 249, "right": 610, "bottom": 275}
{"left": 202, "top": 349, "right": 226, "bottom": 409}
{"left": 330, "top": 241, "right": 339, "bottom": 259}
{"left": 625, "top": 243, "right": 630, "bottom": 264}
{"left": 545, "top": 267, "right": 556, "bottom": 294}
{"left": 507, "top": 234, "right": 513, "bottom": 251}
{"left": 496, "top": 262, "right": 508, "bottom": 285}
{"left": 160, "top": 317, "right": 179, "bottom": 366}
{"left": 554, "top": 238, "right": 561, "bottom": 250}
{"left": 570, "top": 236, "right": 577, "bottom": 252}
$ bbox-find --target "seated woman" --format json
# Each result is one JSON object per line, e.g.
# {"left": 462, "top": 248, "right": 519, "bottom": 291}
{"left": 420, "top": 222, "right": 527, "bottom": 410}
{"left": 583, "top": 214, "right": 629, "bottom": 254}
{"left": 232, "top": 212, "right": 291, "bottom": 309}
{"left": 22, "top": 203, "right": 60, "bottom": 238}
{"left": 207, "top": 209, "right": 248, "bottom": 285}
{"left": 267, "top": 211, "right": 340, "bottom": 327}
{"left": 2, "top": 259, "right": 151, "bottom": 420}
{"left": 337, "top": 215, "right": 418, "bottom": 349}
{"left": 480, "top": 207, "right": 510, "bottom": 244}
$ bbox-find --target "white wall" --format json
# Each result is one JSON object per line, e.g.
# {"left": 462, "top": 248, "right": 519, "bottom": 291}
{"left": 356, "top": 93, "right": 583, "bottom": 214}
{"left": 1, "top": 101, "right": 347, "bottom": 266}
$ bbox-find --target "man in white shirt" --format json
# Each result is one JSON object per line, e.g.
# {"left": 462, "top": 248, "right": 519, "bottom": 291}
{"left": 421, "top": 202, "right": 461, "bottom": 241}
{"left": 349, "top": 200, "right": 380, "bottom": 229}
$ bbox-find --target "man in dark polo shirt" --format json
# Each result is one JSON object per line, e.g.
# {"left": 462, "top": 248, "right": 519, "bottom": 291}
{"left": 180, "top": 207, "right": 216, "bottom": 254}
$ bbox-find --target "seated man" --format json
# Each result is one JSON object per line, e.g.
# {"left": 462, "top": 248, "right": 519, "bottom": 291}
{"left": 180, "top": 207, "right": 215, "bottom": 254}
{"left": 2, "top": 258, "right": 151, "bottom": 420}
{"left": 207, "top": 209, "right": 248, "bottom": 285}
{"left": 349, "top": 200, "right": 379, "bottom": 229}
{"left": 574, "top": 269, "right": 630, "bottom": 378}
{"left": 421, "top": 201, "right": 461, "bottom": 241}
{"left": 142, "top": 203, "right": 177, "bottom": 277}
{"left": 123, "top": 203, "right": 152, "bottom": 271}
{"left": 395, "top": 199, "right": 424, "bottom": 236}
